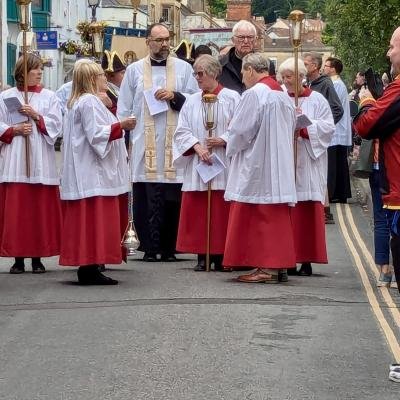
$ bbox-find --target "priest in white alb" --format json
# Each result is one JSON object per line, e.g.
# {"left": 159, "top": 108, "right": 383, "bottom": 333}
{"left": 173, "top": 55, "right": 240, "bottom": 271}
{"left": 279, "top": 58, "right": 335, "bottom": 276}
{"left": 117, "top": 23, "right": 199, "bottom": 262}
{"left": 223, "top": 53, "right": 298, "bottom": 283}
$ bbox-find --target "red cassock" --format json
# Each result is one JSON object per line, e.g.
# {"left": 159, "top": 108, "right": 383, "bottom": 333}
{"left": 0, "top": 183, "right": 62, "bottom": 257}
{"left": 176, "top": 190, "right": 230, "bottom": 254}
{"left": 223, "top": 201, "right": 296, "bottom": 269}
{"left": 59, "top": 194, "right": 128, "bottom": 266}
{"left": 290, "top": 201, "right": 327, "bottom": 263}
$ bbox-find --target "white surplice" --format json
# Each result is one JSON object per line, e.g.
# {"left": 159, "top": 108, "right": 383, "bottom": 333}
{"left": 224, "top": 82, "right": 297, "bottom": 204}
{"left": 289, "top": 91, "right": 335, "bottom": 203}
{"left": 60, "top": 94, "right": 130, "bottom": 200}
{"left": 56, "top": 81, "right": 72, "bottom": 116}
{"left": 117, "top": 57, "right": 199, "bottom": 183}
{"left": 330, "top": 76, "right": 352, "bottom": 146}
{"left": 173, "top": 88, "right": 240, "bottom": 191}
{"left": 0, "top": 87, "right": 62, "bottom": 185}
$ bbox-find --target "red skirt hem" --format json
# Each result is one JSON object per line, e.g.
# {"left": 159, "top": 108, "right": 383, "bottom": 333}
{"left": 59, "top": 194, "right": 128, "bottom": 266}
{"left": 0, "top": 183, "right": 61, "bottom": 257}
{"left": 176, "top": 191, "right": 230, "bottom": 254}
{"left": 290, "top": 201, "right": 328, "bottom": 263}
{"left": 223, "top": 202, "right": 296, "bottom": 269}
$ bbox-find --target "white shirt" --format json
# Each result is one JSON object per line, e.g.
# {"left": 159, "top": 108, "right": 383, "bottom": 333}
{"left": 0, "top": 87, "right": 62, "bottom": 185}
{"left": 225, "top": 82, "right": 297, "bottom": 205}
{"left": 60, "top": 94, "right": 130, "bottom": 200}
{"left": 289, "top": 91, "right": 335, "bottom": 203}
{"left": 173, "top": 88, "right": 240, "bottom": 191}
{"left": 117, "top": 57, "right": 199, "bottom": 183}
{"left": 330, "top": 76, "right": 352, "bottom": 146}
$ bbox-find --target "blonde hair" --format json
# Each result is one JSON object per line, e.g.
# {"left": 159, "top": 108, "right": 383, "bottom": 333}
{"left": 67, "top": 60, "right": 103, "bottom": 109}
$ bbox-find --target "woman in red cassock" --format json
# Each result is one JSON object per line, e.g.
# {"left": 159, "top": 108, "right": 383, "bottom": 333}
{"left": 279, "top": 57, "right": 335, "bottom": 276}
{"left": 59, "top": 60, "right": 135, "bottom": 285}
{"left": 0, "top": 53, "right": 62, "bottom": 273}
{"left": 173, "top": 55, "right": 240, "bottom": 271}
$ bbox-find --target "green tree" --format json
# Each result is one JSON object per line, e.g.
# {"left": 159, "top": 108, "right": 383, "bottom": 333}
{"left": 323, "top": 0, "right": 400, "bottom": 81}
{"left": 252, "top": 0, "right": 318, "bottom": 23}
{"left": 208, "top": 0, "right": 227, "bottom": 18}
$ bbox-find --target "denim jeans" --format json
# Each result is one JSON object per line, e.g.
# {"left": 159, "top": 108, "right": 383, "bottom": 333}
{"left": 390, "top": 211, "right": 400, "bottom": 292}
{"left": 369, "top": 170, "right": 394, "bottom": 265}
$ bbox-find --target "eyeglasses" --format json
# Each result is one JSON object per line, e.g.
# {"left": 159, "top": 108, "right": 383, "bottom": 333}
{"left": 234, "top": 35, "right": 255, "bottom": 42}
{"left": 192, "top": 71, "right": 205, "bottom": 78}
{"left": 149, "top": 37, "right": 170, "bottom": 44}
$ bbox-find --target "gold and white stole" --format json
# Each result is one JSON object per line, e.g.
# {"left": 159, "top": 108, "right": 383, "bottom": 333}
{"left": 143, "top": 56, "right": 177, "bottom": 180}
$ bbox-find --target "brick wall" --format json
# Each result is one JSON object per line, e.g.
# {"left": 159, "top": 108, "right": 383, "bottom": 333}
{"left": 226, "top": 0, "right": 251, "bottom": 21}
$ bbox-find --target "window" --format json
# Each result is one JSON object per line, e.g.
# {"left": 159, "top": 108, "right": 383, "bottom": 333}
{"left": 162, "top": 7, "right": 171, "bottom": 23}
{"left": 32, "top": 0, "right": 44, "bottom": 9}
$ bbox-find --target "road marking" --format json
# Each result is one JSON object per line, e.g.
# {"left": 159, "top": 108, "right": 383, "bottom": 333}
{"left": 344, "top": 204, "right": 400, "bottom": 330}
{"left": 336, "top": 203, "right": 400, "bottom": 362}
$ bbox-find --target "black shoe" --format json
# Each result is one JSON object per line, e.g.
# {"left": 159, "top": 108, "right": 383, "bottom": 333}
{"left": 278, "top": 269, "right": 288, "bottom": 282}
{"left": 287, "top": 268, "right": 297, "bottom": 276}
{"left": 98, "top": 264, "right": 106, "bottom": 272}
{"left": 298, "top": 263, "right": 312, "bottom": 276}
{"left": 32, "top": 258, "right": 46, "bottom": 273}
{"left": 194, "top": 261, "right": 206, "bottom": 271}
{"left": 143, "top": 253, "right": 158, "bottom": 262}
{"left": 161, "top": 254, "right": 177, "bottom": 262}
{"left": 77, "top": 266, "right": 118, "bottom": 285}
{"left": 10, "top": 263, "right": 25, "bottom": 274}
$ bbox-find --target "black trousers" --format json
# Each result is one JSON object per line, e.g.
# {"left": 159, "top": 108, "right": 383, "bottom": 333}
{"left": 390, "top": 211, "right": 400, "bottom": 294}
{"left": 328, "top": 145, "right": 352, "bottom": 203}
{"left": 132, "top": 182, "right": 181, "bottom": 255}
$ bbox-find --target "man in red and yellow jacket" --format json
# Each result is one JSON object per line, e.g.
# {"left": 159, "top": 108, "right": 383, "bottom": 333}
{"left": 353, "top": 26, "right": 400, "bottom": 294}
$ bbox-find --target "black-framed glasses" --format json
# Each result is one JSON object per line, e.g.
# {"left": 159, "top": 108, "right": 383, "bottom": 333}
{"left": 234, "top": 35, "right": 255, "bottom": 42}
{"left": 149, "top": 37, "right": 170, "bottom": 44}
{"left": 192, "top": 71, "right": 205, "bottom": 78}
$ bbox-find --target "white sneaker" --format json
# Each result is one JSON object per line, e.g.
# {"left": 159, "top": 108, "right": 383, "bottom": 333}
{"left": 390, "top": 275, "right": 398, "bottom": 289}
{"left": 389, "top": 364, "right": 400, "bottom": 382}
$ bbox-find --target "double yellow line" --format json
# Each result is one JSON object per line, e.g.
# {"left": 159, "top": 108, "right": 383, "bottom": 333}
{"left": 336, "top": 203, "right": 400, "bottom": 362}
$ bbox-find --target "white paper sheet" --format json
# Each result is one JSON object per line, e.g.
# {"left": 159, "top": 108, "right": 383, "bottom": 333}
{"left": 295, "top": 113, "right": 312, "bottom": 130}
{"left": 195, "top": 153, "right": 226, "bottom": 184}
{"left": 143, "top": 87, "right": 169, "bottom": 116}
{"left": 3, "top": 97, "right": 29, "bottom": 124}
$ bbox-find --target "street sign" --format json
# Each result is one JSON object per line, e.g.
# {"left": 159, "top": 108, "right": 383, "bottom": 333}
{"left": 36, "top": 31, "right": 58, "bottom": 50}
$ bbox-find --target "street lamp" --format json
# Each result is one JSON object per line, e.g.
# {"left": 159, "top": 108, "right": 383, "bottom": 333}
{"left": 131, "top": 0, "right": 141, "bottom": 29}
{"left": 88, "top": 0, "right": 100, "bottom": 23}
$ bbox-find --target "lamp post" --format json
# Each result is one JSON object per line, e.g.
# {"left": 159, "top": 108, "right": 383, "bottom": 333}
{"left": 16, "top": 0, "right": 31, "bottom": 177}
{"left": 88, "top": 0, "right": 100, "bottom": 23}
{"left": 131, "top": 0, "right": 141, "bottom": 29}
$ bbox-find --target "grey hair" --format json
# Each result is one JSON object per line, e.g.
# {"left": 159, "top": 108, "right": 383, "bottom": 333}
{"left": 242, "top": 53, "right": 270, "bottom": 73}
{"left": 278, "top": 57, "right": 307, "bottom": 77}
{"left": 193, "top": 54, "right": 222, "bottom": 79}
{"left": 303, "top": 52, "right": 323, "bottom": 69}
{"left": 232, "top": 20, "right": 257, "bottom": 36}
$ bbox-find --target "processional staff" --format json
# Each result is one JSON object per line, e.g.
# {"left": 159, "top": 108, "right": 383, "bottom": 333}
{"left": 288, "top": 10, "right": 305, "bottom": 173}
{"left": 16, "top": 0, "right": 32, "bottom": 177}
{"left": 201, "top": 94, "right": 218, "bottom": 272}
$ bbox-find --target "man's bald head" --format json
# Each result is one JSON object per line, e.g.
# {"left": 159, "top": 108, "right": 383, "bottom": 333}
{"left": 387, "top": 26, "right": 400, "bottom": 76}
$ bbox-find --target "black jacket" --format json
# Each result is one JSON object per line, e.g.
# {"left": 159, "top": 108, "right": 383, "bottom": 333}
{"left": 309, "top": 75, "right": 344, "bottom": 124}
{"left": 219, "top": 47, "right": 246, "bottom": 94}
